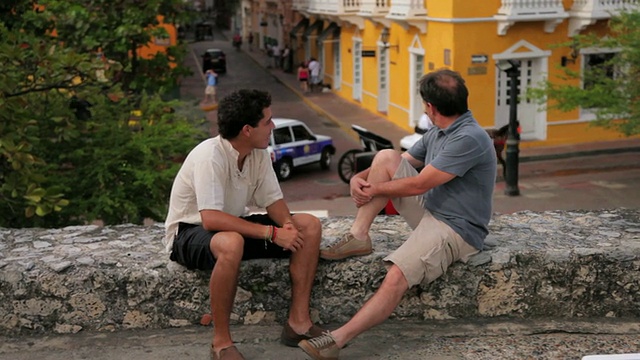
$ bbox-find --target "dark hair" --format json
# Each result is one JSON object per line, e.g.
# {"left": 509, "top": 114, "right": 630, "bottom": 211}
{"left": 418, "top": 69, "right": 468, "bottom": 116}
{"left": 217, "top": 89, "right": 272, "bottom": 139}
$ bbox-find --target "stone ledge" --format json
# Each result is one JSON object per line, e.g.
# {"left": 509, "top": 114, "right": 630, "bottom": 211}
{"left": 1, "top": 209, "right": 639, "bottom": 336}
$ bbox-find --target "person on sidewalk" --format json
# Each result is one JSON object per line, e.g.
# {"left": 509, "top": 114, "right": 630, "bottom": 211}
{"left": 164, "top": 89, "right": 324, "bottom": 360}
{"left": 298, "top": 69, "right": 497, "bottom": 359}
{"left": 297, "top": 62, "right": 310, "bottom": 93}
{"left": 247, "top": 32, "right": 254, "bottom": 52}
{"left": 204, "top": 69, "right": 218, "bottom": 104}
{"left": 307, "top": 58, "right": 321, "bottom": 91}
{"left": 272, "top": 44, "right": 282, "bottom": 69}
{"left": 282, "top": 45, "right": 291, "bottom": 72}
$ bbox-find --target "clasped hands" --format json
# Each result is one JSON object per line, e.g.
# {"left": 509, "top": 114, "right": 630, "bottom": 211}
{"left": 350, "top": 177, "right": 375, "bottom": 208}
{"left": 272, "top": 221, "right": 304, "bottom": 252}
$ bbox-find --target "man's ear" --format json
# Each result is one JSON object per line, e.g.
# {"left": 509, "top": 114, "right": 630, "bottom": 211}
{"left": 241, "top": 124, "right": 252, "bottom": 137}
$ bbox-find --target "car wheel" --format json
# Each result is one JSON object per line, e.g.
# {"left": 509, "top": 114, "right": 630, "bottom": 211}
{"left": 275, "top": 158, "right": 293, "bottom": 181}
{"left": 320, "top": 148, "right": 332, "bottom": 170}
{"left": 338, "top": 149, "right": 363, "bottom": 184}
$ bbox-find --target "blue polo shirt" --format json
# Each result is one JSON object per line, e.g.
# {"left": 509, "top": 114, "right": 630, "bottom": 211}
{"left": 407, "top": 111, "right": 496, "bottom": 250}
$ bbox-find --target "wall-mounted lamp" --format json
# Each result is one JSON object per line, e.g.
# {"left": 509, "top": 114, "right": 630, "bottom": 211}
{"left": 561, "top": 42, "right": 580, "bottom": 67}
{"left": 279, "top": 14, "right": 284, "bottom": 26}
{"left": 380, "top": 28, "right": 399, "bottom": 53}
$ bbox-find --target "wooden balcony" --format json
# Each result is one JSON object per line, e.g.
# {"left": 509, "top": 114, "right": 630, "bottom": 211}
{"left": 306, "top": 0, "right": 365, "bottom": 29}
{"left": 569, "top": 0, "right": 640, "bottom": 35}
{"left": 307, "top": 0, "right": 361, "bottom": 15}
{"left": 358, "top": 0, "right": 391, "bottom": 27}
{"left": 292, "top": 0, "right": 309, "bottom": 12}
{"left": 359, "top": 0, "right": 390, "bottom": 16}
{"left": 386, "top": 0, "right": 427, "bottom": 33}
{"left": 494, "top": 0, "right": 569, "bottom": 35}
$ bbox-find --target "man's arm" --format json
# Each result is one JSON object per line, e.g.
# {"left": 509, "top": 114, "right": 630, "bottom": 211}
{"left": 265, "top": 199, "right": 294, "bottom": 226}
{"left": 368, "top": 164, "right": 455, "bottom": 199}
{"left": 364, "top": 151, "right": 453, "bottom": 199}
{"left": 200, "top": 210, "right": 271, "bottom": 239}
{"left": 350, "top": 151, "right": 424, "bottom": 206}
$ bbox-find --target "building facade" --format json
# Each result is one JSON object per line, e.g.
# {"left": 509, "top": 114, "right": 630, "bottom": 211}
{"left": 240, "top": 0, "right": 295, "bottom": 51}
{"left": 285, "top": 0, "right": 639, "bottom": 147}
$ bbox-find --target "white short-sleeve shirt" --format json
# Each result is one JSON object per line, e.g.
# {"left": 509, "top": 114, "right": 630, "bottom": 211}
{"left": 163, "top": 136, "right": 283, "bottom": 252}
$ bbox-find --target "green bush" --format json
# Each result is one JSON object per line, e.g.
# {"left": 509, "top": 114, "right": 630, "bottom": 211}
{"left": 0, "top": 1, "right": 205, "bottom": 228}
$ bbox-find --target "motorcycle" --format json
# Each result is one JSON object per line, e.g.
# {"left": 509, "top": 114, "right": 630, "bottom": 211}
{"left": 232, "top": 37, "right": 242, "bottom": 51}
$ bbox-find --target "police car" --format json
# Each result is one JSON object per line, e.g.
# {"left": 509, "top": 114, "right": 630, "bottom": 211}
{"left": 268, "top": 118, "right": 336, "bottom": 181}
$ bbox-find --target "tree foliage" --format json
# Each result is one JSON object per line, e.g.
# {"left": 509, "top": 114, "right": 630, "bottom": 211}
{"left": 529, "top": 10, "right": 640, "bottom": 136}
{"left": 1, "top": 0, "right": 207, "bottom": 228}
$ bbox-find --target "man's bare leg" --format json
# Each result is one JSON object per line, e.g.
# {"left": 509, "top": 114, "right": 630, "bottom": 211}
{"left": 331, "top": 265, "right": 409, "bottom": 347}
{"left": 287, "top": 213, "right": 321, "bottom": 333}
{"left": 209, "top": 232, "right": 244, "bottom": 354}
{"left": 350, "top": 149, "right": 403, "bottom": 240}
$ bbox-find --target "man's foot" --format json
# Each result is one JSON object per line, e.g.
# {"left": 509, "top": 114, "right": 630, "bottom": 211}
{"left": 211, "top": 345, "right": 245, "bottom": 360}
{"left": 280, "top": 322, "right": 325, "bottom": 347}
{"left": 320, "top": 233, "right": 372, "bottom": 260}
{"left": 298, "top": 331, "right": 340, "bottom": 360}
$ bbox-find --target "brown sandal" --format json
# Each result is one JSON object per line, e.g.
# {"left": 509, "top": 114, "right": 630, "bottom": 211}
{"left": 211, "top": 345, "right": 245, "bottom": 360}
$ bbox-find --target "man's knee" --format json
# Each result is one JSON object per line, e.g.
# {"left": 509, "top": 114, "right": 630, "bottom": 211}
{"left": 383, "top": 265, "right": 410, "bottom": 293}
{"left": 292, "top": 214, "right": 321, "bottom": 247}
{"left": 372, "top": 149, "right": 402, "bottom": 173}
{"left": 211, "top": 232, "right": 244, "bottom": 262}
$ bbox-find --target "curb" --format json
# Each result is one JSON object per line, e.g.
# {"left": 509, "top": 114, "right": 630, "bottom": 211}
{"left": 520, "top": 146, "right": 640, "bottom": 163}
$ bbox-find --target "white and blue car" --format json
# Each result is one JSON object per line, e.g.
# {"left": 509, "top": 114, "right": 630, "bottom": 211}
{"left": 267, "top": 118, "right": 336, "bottom": 181}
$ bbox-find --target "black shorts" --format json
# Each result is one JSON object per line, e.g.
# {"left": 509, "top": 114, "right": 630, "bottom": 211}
{"left": 169, "top": 214, "right": 291, "bottom": 270}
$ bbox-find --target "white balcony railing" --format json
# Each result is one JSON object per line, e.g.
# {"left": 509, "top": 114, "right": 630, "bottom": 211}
{"left": 292, "top": 0, "right": 309, "bottom": 12}
{"left": 307, "top": 0, "right": 361, "bottom": 15}
{"left": 569, "top": 0, "right": 640, "bottom": 35}
{"left": 387, "top": 0, "right": 427, "bottom": 19}
{"left": 358, "top": 0, "right": 390, "bottom": 17}
{"left": 494, "top": 0, "right": 569, "bottom": 35}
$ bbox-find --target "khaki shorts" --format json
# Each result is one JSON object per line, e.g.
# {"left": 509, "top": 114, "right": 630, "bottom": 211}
{"left": 205, "top": 85, "right": 216, "bottom": 95}
{"left": 383, "top": 158, "right": 479, "bottom": 288}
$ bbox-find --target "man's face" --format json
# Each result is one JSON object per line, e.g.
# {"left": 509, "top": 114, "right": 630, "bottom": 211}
{"left": 249, "top": 107, "right": 275, "bottom": 149}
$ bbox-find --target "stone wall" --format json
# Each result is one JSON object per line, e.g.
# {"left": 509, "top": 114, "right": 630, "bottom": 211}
{"left": 1, "top": 209, "right": 639, "bottom": 336}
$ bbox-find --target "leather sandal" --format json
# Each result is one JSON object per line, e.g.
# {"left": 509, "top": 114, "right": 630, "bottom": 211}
{"left": 210, "top": 345, "right": 245, "bottom": 360}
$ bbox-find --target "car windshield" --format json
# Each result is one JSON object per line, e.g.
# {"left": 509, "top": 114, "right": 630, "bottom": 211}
{"left": 207, "top": 50, "right": 224, "bottom": 59}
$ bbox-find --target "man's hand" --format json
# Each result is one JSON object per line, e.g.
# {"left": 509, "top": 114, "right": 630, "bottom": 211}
{"left": 273, "top": 224, "right": 304, "bottom": 252}
{"left": 350, "top": 177, "right": 373, "bottom": 208}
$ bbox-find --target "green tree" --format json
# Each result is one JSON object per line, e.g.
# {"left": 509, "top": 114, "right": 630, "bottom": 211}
{"left": 0, "top": 0, "right": 206, "bottom": 228}
{"left": 529, "top": 10, "right": 640, "bottom": 136}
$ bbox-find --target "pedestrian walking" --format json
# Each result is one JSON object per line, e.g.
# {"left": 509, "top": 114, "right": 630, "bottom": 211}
{"left": 282, "top": 45, "right": 291, "bottom": 72}
{"left": 204, "top": 69, "right": 218, "bottom": 104}
{"left": 297, "top": 62, "right": 309, "bottom": 93}
{"left": 272, "top": 44, "right": 282, "bottom": 69}
{"left": 307, "top": 58, "right": 321, "bottom": 91}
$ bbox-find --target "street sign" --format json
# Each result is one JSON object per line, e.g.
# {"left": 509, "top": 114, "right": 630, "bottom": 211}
{"left": 361, "top": 50, "right": 376, "bottom": 57}
{"left": 471, "top": 54, "right": 489, "bottom": 64}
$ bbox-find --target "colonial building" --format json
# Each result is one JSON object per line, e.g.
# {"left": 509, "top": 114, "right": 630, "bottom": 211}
{"left": 241, "top": 0, "right": 295, "bottom": 51}
{"left": 285, "top": 0, "right": 639, "bottom": 147}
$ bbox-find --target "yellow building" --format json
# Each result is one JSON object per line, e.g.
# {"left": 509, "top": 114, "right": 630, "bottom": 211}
{"left": 290, "top": 0, "right": 639, "bottom": 147}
